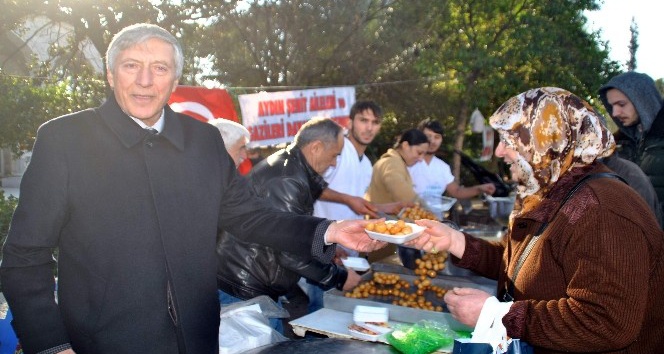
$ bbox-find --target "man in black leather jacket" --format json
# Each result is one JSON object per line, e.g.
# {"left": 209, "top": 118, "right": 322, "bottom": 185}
{"left": 216, "top": 118, "right": 360, "bottom": 332}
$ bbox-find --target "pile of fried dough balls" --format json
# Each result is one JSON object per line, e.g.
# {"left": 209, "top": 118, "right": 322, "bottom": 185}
{"left": 399, "top": 205, "right": 439, "bottom": 221}
{"left": 344, "top": 251, "right": 449, "bottom": 312}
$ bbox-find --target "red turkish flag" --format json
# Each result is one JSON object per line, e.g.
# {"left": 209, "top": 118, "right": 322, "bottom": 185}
{"left": 237, "top": 158, "right": 252, "bottom": 176}
{"left": 168, "top": 86, "right": 238, "bottom": 122}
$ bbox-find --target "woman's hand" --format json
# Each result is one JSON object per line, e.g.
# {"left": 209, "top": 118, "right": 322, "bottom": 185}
{"left": 404, "top": 219, "right": 466, "bottom": 258}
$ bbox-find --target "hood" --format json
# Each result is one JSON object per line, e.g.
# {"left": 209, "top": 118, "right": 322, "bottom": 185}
{"left": 598, "top": 72, "right": 662, "bottom": 138}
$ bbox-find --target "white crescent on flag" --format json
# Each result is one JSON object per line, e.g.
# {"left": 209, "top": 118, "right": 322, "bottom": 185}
{"left": 169, "top": 101, "right": 215, "bottom": 121}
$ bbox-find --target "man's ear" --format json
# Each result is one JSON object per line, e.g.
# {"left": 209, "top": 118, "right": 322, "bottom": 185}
{"left": 300, "top": 140, "right": 319, "bottom": 157}
{"left": 309, "top": 140, "right": 324, "bottom": 154}
{"left": 107, "top": 69, "right": 115, "bottom": 89}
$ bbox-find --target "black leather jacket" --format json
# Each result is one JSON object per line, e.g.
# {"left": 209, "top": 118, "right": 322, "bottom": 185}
{"left": 217, "top": 146, "right": 347, "bottom": 300}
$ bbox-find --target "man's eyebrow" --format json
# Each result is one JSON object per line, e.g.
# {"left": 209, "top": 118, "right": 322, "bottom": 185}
{"left": 152, "top": 59, "right": 172, "bottom": 66}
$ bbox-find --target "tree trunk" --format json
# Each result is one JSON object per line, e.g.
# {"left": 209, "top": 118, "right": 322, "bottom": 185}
{"left": 453, "top": 104, "right": 468, "bottom": 181}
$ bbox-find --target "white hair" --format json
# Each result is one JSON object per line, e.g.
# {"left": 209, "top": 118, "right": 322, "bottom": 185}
{"left": 106, "top": 23, "right": 184, "bottom": 79}
{"left": 208, "top": 118, "right": 251, "bottom": 149}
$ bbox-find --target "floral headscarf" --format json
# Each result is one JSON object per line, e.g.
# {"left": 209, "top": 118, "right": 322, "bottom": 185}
{"left": 489, "top": 87, "right": 615, "bottom": 215}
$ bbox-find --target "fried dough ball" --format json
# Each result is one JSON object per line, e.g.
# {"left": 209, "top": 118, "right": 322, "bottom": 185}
{"left": 365, "top": 220, "right": 413, "bottom": 236}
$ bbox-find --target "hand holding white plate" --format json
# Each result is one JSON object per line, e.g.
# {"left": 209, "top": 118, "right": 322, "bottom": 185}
{"left": 364, "top": 220, "right": 424, "bottom": 244}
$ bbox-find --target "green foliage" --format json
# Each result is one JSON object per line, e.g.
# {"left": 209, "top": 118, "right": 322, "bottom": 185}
{"left": 0, "top": 190, "right": 19, "bottom": 261}
{"left": 656, "top": 78, "right": 664, "bottom": 96}
{"left": 371, "top": 0, "right": 621, "bottom": 177}
{"left": 364, "top": 112, "right": 408, "bottom": 163}
{"left": 198, "top": 0, "right": 415, "bottom": 88}
{"left": 2, "top": 0, "right": 215, "bottom": 85}
{"left": 628, "top": 17, "right": 639, "bottom": 72}
{"left": 0, "top": 72, "right": 105, "bottom": 156}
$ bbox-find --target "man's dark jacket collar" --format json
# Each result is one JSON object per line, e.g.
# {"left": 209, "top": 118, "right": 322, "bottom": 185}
{"left": 97, "top": 95, "right": 186, "bottom": 151}
{"left": 283, "top": 145, "right": 328, "bottom": 198}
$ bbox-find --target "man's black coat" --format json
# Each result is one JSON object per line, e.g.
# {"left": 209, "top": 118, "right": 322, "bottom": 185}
{"left": 0, "top": 95, "right": 328, "bottom": 354}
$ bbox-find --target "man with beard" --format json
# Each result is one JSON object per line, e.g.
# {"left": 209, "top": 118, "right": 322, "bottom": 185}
{"left": 306, "top": 101, "right": 405, "bottom": 313}
{"left": 314, "top": 101, "right": 385, "bottom": 220}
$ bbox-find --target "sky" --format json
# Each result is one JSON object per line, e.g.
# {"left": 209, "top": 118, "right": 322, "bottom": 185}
{"left": 584, "top": 0, "right": 662, "bottom": 80}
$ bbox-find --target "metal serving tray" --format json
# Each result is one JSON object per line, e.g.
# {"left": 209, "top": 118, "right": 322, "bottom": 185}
{"left": 322, "top": 263, "right": 497, "bottom": 332}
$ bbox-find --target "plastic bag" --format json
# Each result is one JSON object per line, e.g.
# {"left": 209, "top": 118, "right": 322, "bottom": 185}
{"left": 451, "top": 297, "right": 533, "bottom": 354}
{"left": 218, "top": 295, "right": 289, "bottom": 354}
{"left": 386, "top": 320, "right": 457, "bottom": 354}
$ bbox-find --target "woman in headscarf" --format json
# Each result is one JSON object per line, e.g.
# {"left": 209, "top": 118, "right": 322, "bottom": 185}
{"left": 408, "top": 87, "right": 664, "bottom": 353}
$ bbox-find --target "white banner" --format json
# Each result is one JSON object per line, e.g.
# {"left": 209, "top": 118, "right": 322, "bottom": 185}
{"left": 479, "top": 125, "right": 495, "bottom": 162}
{"left": 238, "top": 87, "right": 355, "bottom": 147}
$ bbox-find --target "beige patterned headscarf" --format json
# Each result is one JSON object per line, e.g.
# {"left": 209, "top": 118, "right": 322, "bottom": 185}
{"left": 489, "top": 87, "right": 615, "bottom": 215}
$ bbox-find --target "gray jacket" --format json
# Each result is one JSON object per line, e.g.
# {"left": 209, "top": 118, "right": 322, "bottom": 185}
{"left": 602, "top": 154, "right": 663, "bottom": 227}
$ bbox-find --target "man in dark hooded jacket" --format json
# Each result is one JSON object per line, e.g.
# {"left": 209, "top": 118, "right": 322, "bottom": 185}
{"left": 599, "top": 72, "right": 664, "bottom": 227}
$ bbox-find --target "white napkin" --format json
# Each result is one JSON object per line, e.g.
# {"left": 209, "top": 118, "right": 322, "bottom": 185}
{"left": 470, "top": 296, "right": 513, "bottom": 353}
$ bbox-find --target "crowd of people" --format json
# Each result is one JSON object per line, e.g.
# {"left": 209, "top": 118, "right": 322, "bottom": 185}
{"left": 1, "top": 22, "right": 663, "bottom": 354}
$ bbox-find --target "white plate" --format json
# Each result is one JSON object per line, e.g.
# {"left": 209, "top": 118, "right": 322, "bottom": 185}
{"left": 341, "top": 257, "right": 370, "bottom": 272}
{"left": 353, "top": 305, "right": 389, "bottom": 323}
{"left": 364, "top": 221, "right": 424, "bottom": 244}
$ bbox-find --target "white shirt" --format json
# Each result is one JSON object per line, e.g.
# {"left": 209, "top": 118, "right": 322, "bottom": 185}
{"left": 131, "top": 110, "right": 165, "bottom": 133}
{"left": 408, "top": 155, "right": 454, "bottom": 202}
{"left": 313, "top": 136, "right": 372, "bottom": 221}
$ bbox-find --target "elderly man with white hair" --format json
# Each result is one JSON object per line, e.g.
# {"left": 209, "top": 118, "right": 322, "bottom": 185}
{"left": 0, "top": 23, "right": 385, "bottom": 354}
{"left": 209, "top": 118, "right": 251, "bottom": 168}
